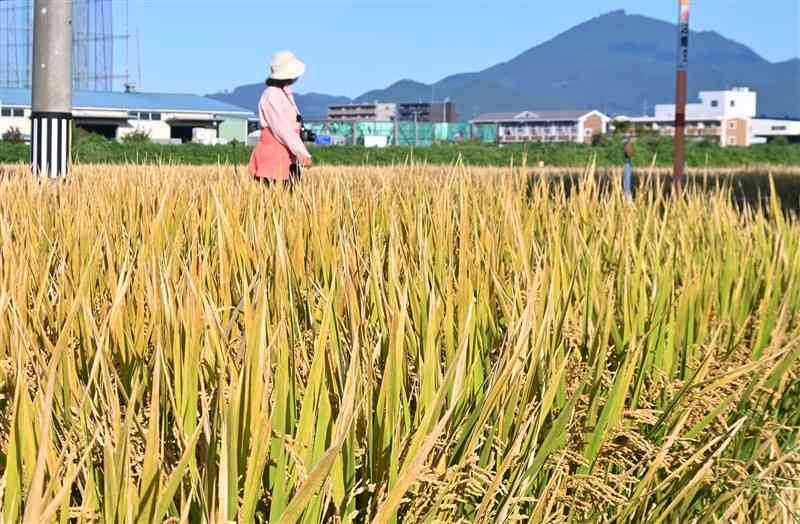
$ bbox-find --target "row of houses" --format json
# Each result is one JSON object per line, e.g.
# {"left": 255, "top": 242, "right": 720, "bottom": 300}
{"left": 468, "top": 88, "right": 800, "bottom": 147}
{"left": 326, "top": 88, "right": 799, "bottom": 147}
{"left": 0, "top": 87, "right": 253, "bottom": 144}
{"left": 2, "top": 86, "right": 798, "bottom": 148}
{"left": 325, "top": 100, "right": 609, "bottom": 145}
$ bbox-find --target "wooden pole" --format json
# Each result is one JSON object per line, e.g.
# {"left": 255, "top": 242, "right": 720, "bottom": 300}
{"left": 673, "top": 0, "right": 690, "bottom": 187}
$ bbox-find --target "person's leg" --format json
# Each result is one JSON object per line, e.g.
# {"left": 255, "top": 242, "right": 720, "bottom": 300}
{"left": 253, "top": 176, "right": 275, "bottom": 188}
{"left": 623, "top": 160, "right": 633, "bottom": 199}
{"left": 286, "top": 163, "right": 302, "bottom": 191}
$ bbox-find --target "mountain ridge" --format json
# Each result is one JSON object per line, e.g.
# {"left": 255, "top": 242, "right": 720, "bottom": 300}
{"left": 208, "top": 10, "right": 799, "bottom": 120}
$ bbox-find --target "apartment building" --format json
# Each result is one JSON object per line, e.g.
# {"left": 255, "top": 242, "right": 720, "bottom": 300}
{"left": 397, "top": 102, "right": 459, "bottom": 123}
{"left": 327, "top": 101, "right": 459, "bottom": 123}
{"left": 327, "top": 103, "right": 397, "bottom": 122}
{"left": 470, "top": 110, "right": 610, "bottom": 144}
{"left": 623, "top": 88, "right": 800, "bottom": 146}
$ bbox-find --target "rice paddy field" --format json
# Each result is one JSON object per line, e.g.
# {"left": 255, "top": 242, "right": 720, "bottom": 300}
{"left": 0, "top": 163, "right": 799, "bottom": 523}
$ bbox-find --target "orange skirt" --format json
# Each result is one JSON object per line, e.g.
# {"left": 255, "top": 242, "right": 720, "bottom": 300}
{"left": 248, "top": 127, "right": 295, "bottom": 181}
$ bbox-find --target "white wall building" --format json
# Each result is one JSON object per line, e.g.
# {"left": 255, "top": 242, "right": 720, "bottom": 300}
{"left": 625, "top": 88, "right": 800, "bottom": 147}
{"left": 653, "top": 88, "right": 757, "bottom": 121}
{"left": 1, "top": 88, "right": 253, "bottom": 144}
{"left": 750, "top": 119, "right": 800, "bottom": 144}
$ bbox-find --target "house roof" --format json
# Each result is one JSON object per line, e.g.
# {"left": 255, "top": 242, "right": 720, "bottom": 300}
{"left": 471, "top": 110, "right": 603, "bottom": 123}
{"left": 0, "top": 87, "right": 253, "bottom": 117}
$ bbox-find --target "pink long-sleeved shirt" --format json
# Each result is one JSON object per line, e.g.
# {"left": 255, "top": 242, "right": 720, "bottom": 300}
{"left": 258, "top": 86, "right": 311, "bottom": 160}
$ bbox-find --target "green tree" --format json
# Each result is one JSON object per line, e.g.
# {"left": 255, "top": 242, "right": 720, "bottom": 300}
{"left": 1, "top": 127, "right": 25, "bottom": 144}
{"left": 611, "top": 120, "right": 632, "bottom": 136}
{"left": 121, "top": 129, "right": 152, "bottom": 144}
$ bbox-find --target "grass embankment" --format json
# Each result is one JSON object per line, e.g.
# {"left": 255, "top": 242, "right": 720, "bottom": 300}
{"left": 2, "top": 138, "right": 800, "bottom": 166}
{"left": 0, "top": 164, "right": 798, "bottom": 522}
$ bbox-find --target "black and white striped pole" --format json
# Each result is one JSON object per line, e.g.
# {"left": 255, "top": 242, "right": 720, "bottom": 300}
{"left": 31, "top": 0, "right": 72, "bottom": 178}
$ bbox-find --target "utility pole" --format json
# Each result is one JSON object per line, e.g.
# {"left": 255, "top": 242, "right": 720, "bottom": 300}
{"left": 31, "top": 0, "right": 72, "bottom": 178}
{"left": 673, "top": 0, "right": 690, "bottom": 187}
{"left": 414, "top": 111, "right": 419, "bottom": 146}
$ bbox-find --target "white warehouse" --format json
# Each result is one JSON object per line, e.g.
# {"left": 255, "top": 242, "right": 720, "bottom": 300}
{"left": 0, "top": 87, "right": 253, "bottom": 144}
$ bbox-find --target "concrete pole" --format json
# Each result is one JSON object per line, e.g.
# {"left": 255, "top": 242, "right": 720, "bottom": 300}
{"left": 31, "top": 0, "right": 72, "bottom": 178}
{"left": 673, "top": 0, "right": 690, "bottom": 187}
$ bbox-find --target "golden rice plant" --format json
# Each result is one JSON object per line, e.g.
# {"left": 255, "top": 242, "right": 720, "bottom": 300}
{"left": 0, "top": 162, "right": 798, "bottom": 523}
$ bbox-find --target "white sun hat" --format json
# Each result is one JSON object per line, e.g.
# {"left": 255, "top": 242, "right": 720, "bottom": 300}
{"left": 270, "top": 51, "right": 306, "bottom": 80}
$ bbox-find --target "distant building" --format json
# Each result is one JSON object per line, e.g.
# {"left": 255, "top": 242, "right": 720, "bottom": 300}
{"left": 327, "top": 103, "right": 397, "bottom": 122}
{"left": 470, "top": 110, "right": 610, "bottom": 144}
{"left": 326, "top": 101, "right": 459, "bottom": 123}
{"left": 751, "top": 118, "right": 800, "bottom": 144}
{"left": 397, "top": 102, "right": 459, "bottom": 123}
{"left": 622, "top": 88, "right": 800, "bottom": 146}
{"left": 0, "top": 87, "right": 253, "bottom": 144}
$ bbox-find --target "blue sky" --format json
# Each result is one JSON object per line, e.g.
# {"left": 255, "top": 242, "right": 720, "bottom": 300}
{"left": 127, "top": 0, "right": 799, "bottom": 97}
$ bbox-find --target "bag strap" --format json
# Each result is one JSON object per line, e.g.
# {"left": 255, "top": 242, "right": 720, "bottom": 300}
{"left": 280, "top": 87, "right": 301, "bottom": 117}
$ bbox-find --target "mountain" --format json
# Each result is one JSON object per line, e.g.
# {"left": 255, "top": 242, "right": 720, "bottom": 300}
{"left": 207, "top": 83, "right": 350, "bottom": 119}
{"left": 355, "top": 10, "right": 799, "bottom": 119}
{"left": 210, "top": 10, "right": 800, "bottom": 120}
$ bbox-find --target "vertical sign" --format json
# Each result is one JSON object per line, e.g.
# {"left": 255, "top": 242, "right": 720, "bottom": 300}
{"left": 673, "top": 0, "right": 690, "bottom": 186}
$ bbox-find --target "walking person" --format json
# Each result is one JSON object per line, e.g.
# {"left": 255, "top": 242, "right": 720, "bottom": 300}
{"left": 623, "top": 136, "right": 635, "bottom": 200}
{"left": 248, "top": 51, "right": 312, "bottom": 187}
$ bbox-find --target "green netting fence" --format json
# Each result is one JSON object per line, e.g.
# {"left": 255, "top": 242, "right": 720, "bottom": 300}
{"left": 396, "top": 123, "right": 434, "bottom": 146}
{"left": 434, "top": 123, "right": 472, "bottom": 142}
{"left": 472, "top": 123, "right": 498, "bottom": 143}
{"left": 355, "top": 122, "right": 395, "bottom": 144}
{"left": 305, "top": 121, "right": 499, "bottom": 145}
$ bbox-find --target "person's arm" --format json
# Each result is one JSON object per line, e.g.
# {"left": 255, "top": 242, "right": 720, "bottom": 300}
{"left": 262, "top": 94, "right": 312, "bottom": 162}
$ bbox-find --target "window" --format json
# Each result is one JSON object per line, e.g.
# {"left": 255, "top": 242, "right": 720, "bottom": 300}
{"left": 1, "top": 108, "right": 11, "bottom": 117}
{"left": 13, "top": 109, "right": 24, "bottom": 117}
{"left": 772, "top": 126, "right": 787, "bottom": 131}
{"left": 730, "top": 100, "right": 736, "bottom": 107}
{"left": 728, "top": 137, "right": 736, "bottom": 145}
{"left": 711, "top": 100, "right": 719, "bottom": 108}
{"left": 129, "top": 111, "right": 161, "bottom": 121}
{"left": 728, "top": 121, "right": 737, "bottom": 129}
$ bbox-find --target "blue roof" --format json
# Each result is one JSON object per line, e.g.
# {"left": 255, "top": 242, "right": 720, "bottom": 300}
{"left": 0, "top": 87, "right": 253, "bottom": 117}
